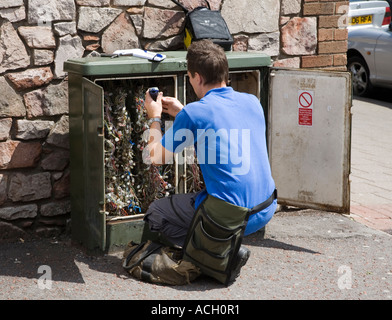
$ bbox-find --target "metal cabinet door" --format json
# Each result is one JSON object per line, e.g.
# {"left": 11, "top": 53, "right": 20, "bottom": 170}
{"left": 268, "top": 68, "right": 352, "bottom": 213}
{"left": 82, "top": 77, "right": 106, "bottom": 251}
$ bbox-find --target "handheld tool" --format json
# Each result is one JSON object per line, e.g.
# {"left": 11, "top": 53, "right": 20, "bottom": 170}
{"left": 148, "top": 87, "right": 159, "bottom": 101}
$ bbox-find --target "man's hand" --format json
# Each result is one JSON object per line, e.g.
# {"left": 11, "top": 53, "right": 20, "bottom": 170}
{"left": 144, "top": 90, "right": 163, "bottom": 119}
{"left": 144, "top": 90, "right": 175, "bottom": 165}
{"left": 162, "top": 96, "right": 184, "bottom": 118}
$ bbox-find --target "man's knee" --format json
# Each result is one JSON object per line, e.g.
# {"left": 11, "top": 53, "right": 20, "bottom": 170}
{"left": 146, "top": 199, "right": 159, "bottom": 214}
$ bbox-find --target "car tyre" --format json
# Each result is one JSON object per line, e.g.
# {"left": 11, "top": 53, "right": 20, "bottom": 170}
{"left": 347, "top": 56, "right": 373, "bottom": 96}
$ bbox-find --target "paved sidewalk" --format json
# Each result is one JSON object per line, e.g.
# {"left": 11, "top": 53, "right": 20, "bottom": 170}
{"left": 0, "top": 209, "right": 391, "bottom": 301}
{"left": 350, "top": 95, "right": 392, "bottom": 234}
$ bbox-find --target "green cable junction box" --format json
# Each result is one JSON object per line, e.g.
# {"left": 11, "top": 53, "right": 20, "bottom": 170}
{"left": 64, "top": 51, "right": 272, "bottom": 253}
{"left": 64, "top": 51, "right": 352, "bottom": 253}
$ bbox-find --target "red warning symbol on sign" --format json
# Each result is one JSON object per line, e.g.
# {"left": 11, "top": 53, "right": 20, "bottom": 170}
{"left": 298, "top": 90, "right": 314, "bottom": 126}
{"left": 299, "top": 92, "right": 313, "bottom": 108}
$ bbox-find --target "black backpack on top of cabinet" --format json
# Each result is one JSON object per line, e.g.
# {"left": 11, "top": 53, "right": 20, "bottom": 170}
{"left": 171, "top": 0, "right": 233, "bottom": 51}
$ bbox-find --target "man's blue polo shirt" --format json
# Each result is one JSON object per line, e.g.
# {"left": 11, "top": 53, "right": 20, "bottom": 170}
{"left": 161, "top": 86, "right": 276, "bottom": 235}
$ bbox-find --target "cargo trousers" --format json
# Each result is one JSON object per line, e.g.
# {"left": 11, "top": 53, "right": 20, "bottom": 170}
{"left": 144, "top": 191, "right": 203, "bottom": 247}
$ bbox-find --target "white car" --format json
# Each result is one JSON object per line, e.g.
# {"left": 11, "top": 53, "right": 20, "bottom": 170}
{"left": 347, "top": 23, "right": 392, "bottom": 95}
{"left": 348, "top": 0, "right": 391, "bottom": 29}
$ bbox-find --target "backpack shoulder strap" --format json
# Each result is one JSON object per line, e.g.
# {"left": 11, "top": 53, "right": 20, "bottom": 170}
{"left": 171, "top": 0, "right": 189, "bottom": 13}
{"left": 171, "top": 0, "right": 211, "bottom": 12}
{"left": 123, "top": 242, "right": 162, "bottom": 270}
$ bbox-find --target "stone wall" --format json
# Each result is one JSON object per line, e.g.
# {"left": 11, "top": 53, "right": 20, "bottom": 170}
{"left": 0, "top": 0, "right": 348, "bottom": 240}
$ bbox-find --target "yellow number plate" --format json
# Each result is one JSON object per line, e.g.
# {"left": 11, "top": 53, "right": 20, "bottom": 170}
{"left": 349, "top": 15, "right": 373, "bottom": 25}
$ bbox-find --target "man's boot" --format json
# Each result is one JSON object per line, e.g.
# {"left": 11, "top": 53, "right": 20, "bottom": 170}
{"left": 229, "top": 246, "right": 251, "bottom": 283}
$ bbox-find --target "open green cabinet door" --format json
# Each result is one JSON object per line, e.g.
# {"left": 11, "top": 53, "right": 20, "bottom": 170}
{"left": 268, "top": 68, "right": 352, "bottom": 214}
{"left": 83, "top": 78, "right": 106, "bottom": 250}
{"left": 70, "top": 77, "right": 106, "bottom": 251}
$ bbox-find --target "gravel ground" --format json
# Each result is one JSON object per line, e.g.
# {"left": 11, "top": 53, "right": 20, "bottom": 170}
{"left": 0, "top": 209, "right": 391, "bottom": 301}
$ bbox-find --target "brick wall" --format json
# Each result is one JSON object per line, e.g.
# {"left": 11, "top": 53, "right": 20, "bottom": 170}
{"left": 301, "top": 0, "right": 349, "bottom": 69}
{"left": 0, "top": 0, "right": 348, "bottom": 240}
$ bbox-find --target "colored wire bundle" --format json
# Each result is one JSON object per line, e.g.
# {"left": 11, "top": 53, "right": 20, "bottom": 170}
{"left": 103, "top": 82, "right": 176, "bottom": 216}
{"left": 131, "top": 87, "right": 175, "bottom": 212}
{"left": 104, "top": 86, "right": 138, "bottom": 216}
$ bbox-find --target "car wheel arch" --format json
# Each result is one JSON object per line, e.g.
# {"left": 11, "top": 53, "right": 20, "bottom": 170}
{"left": 347, "top": 49, "right": 365, "bottom": 61}
{"left": 347, "top": 53, "right": 373, "bottom": 96}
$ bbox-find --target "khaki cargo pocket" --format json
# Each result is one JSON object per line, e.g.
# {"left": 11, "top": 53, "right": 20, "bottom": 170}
{"left": 185, "top": 217, "right": 238, "bottom": 272}
{"left": 201, "top": 208, "right": 243, "bottom": 239}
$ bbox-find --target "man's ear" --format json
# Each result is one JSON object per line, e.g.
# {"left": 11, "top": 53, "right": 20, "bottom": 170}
{"left": 194, "top": 72, "right": 204, "bottom": 86}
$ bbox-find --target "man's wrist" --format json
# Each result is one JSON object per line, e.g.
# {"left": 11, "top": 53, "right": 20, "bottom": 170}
{"left": 147, "top": 117, "right": 162, "bottom": 126}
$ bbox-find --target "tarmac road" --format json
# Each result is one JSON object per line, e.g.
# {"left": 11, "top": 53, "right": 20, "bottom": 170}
{"left": 0, "top": 90, "right": 391, "bottom": 302}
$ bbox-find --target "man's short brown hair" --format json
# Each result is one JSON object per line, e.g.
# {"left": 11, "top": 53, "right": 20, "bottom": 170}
{"left": 186, "top": 40, "right": 229, "bottom": 85}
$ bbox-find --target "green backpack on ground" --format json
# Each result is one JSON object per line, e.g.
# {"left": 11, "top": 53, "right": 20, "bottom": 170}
{"left": 122, "top": 240, "right": 201, "bottom": 286}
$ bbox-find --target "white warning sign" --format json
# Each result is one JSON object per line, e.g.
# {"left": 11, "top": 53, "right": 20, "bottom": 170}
{"left": 298, "top": 90, "right": 314, "bottom": 126}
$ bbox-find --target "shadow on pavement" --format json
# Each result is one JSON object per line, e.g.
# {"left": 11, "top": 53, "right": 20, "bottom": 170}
{"left": 0, "top": 237, "right": 124, "bottom": 284}
{"left": 360, "top": 87, "right": 392, "bottom": 106}
{"left": 250, "top": 238, "right": 320, "bottom": 254}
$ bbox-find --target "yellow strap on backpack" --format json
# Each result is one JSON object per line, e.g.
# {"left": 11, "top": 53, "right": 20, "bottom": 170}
{"left": 184, "top": 28, "right": 193, "bottom": 49}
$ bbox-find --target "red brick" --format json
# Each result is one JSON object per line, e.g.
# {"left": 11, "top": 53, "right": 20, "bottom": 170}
{"left": 333, "top": 53, "right": 347, "bottom": 66}
{"left": 318, "top": 40, "right": 347, "bottom": 53}
{"left": 302, "top": 55, "right": 333, "bottom": 68}
{"left": 336, "top": 1, "right": 350, "bottom": 13}
{"left": 319, "top": 28, "right": 334, "bottom": 41}
{"left": 304, "top": 2, "right": 335, "bottom": 16}
{"left": 319, "top": 15, "right": 342, "bottom": 28}
{"left": 335, "top": 28, "right": 348, "bottom": 41}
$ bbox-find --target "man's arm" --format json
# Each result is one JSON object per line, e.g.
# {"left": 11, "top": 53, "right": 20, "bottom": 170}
{"left": 144, "top": 91, "right": 183, "bottom": 165}
{"left": 146, "top": 121, "right": 173, "bottom": 165}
